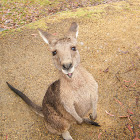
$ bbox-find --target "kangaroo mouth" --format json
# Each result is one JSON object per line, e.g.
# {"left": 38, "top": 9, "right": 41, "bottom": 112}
{"left": 67, "top": 73, "right": 73, "bottom": 78}
{"left": 62, "top": 67, "right": 74, "bottom": 78}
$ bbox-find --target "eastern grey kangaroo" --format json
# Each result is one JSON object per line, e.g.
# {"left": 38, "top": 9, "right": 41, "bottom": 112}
{"left": 7, "top": 22, "right": 99, "bottom": 140}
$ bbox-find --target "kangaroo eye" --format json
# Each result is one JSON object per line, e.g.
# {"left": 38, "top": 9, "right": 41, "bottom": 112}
{"left": 52, "top": 50, "right": 57, "bottom": 56}
{"left": 71, "top": 46, "right": 76, "bottom": 51}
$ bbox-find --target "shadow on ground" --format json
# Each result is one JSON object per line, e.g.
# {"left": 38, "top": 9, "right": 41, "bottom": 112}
{"left": 0, "top": 0, "right": 139, "bottom": 139}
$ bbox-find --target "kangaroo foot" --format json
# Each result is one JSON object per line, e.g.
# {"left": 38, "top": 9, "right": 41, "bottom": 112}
{"left": 62, "top": 131, "right": 73, "bottom": 140}
{"left": 83, "top": 118, "right": 100, "bottom": 126}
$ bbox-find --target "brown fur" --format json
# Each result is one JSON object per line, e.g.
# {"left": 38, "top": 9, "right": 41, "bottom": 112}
{"left": 38, "top": 23, "right": 99, "bottom": 139}
{"left": 42, "top": 80, "right": 75, "bottom": 134}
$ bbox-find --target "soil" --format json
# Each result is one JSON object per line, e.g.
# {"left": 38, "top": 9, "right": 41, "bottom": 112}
{"left": 0, "top": 0, "right": 140, "bottom": 139}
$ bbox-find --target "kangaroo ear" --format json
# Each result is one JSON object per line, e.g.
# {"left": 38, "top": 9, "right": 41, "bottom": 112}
{"left": 67, "top": 22, "right": 78, "bottom": 39}
{"left": 38, "top": 28, "right": 56, "bottom": 45}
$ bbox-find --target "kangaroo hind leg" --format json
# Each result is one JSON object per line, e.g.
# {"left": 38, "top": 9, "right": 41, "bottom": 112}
{"left": 43, "top": 106, "right": 73, "bottom": 139}
{"left": 62, "top": 131, "right": 73, "bottom": 140}
{"left": 45, "top": 120, "right": 73, "bottom": 140}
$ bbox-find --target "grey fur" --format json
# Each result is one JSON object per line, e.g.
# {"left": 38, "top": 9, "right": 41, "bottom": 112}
{"left": 7, "top": 22, "right": 99, "bottom": 140}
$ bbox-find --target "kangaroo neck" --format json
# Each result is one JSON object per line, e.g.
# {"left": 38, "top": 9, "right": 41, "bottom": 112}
{"left": 60, "top": 65, "right": 87, "bottom": 88}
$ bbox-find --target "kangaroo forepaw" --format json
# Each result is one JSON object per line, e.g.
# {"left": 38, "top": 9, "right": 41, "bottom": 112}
{"left": 89, "top": 113, "right": 97, "bottom": 120}
{"left": 64, "top": 139, "right": 73, "bottom": 140}
{"left": 83, "top": 118, "right": 100, "bottom": 126}
{"left": 90, "top": 121, "right": 100, "bottom": 126}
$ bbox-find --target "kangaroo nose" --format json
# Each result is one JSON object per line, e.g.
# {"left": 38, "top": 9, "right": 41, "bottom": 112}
{"left": 62, "top": 63, "right": 72, "bottom": 70}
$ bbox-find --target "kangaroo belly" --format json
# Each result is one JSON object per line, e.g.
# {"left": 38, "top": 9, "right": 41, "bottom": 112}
{"left": 73, "top": 88, "right": 93, "bottom": 118}
{"left": 60, "top": 67, "right": 98, "bottom": 120}
{"left": 61, "top": 84, "right": 96, "bottom": 118}
{"left": 74, "top": 98, "right": 92, "bottom": 117}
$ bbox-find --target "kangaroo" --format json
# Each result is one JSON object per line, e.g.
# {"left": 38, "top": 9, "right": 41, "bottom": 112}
{"left": 6, "top": 22, "right": 99, "bottom": 140}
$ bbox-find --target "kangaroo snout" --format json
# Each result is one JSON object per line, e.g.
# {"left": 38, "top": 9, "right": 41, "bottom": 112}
{"left": 62, "top": 63, "right": 72, "bottom": 70}
{"left": 61, "top": 62, "right": 74, "bottom": 78}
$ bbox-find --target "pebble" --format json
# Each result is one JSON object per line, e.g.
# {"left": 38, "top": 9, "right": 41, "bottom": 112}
{"left": 80, "top": 42, "right": 84, "bottom": 45}
{"left": 5, "top": 19, "right": 11, "bottom": 24}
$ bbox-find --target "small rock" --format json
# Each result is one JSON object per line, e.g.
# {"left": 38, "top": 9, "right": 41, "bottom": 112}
{"left": 80, "top": 42, "right": 84, "bottom": 45}
{"left": 0, "top": 28, "right": 6, "bottom": 32}
{"left": 5, "top": 19, "right": 11, "bottom": 24}
{"left": 99, "top": 46, "right": 103, "bottom": 49}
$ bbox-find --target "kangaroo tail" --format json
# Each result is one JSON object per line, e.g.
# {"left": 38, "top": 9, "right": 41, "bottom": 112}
{"left": 6, "top": 82, "right": 44, "bottom": 117}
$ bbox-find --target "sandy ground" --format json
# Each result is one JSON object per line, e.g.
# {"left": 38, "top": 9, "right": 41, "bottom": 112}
{"left": 0, "top": 0, "right": 140, "bottom": 139}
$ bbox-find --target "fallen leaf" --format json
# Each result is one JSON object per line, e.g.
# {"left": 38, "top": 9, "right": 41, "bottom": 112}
{"left": 126, "top": 124, "right": 133, "bottom": 134}
{"left": 124, "top": 80, "right": 131, "bottom": 83}
{"left": 31, "top": 34, "right": 38, "bottom": 37}
{"left": 103, "top": 67, "right": 109, "bottom": 73}
{"left": 119, "top": 115, "right": 128, "bottom": 118}
{"left": 98, "top": 132, "right": 102, "bottom": 139}
{"left": 134, "top": 132, "right": 140, "bottom": 140}
{"left": 138, "top": 121, "right": 140, "bottom": 128}
{"left": 114, "top": 98, "right": 123, "bottom": 106}
{"left": 52, "top": 33, "right": 57, "bottom": 36}
{"left": 131, "top": 80, "right": 136, "bottom": 87}
{"left": 136, "top": 96, "right": 139, "bottom": 107}
{"left": 127, "top": 109, "right": 134, "bottom": 115}
{"left": 105, "top": 110, "right": 114, "bottom": 116}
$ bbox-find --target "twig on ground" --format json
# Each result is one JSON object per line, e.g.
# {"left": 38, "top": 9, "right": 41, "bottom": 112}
{"left": 134, "top": 132, "right": 140, "bottom": 140}
{"left": 136, "top": 96, "right": 139, "bottom": 107}
{"left": 119, "top": 115, "right": 128, "bottom": 118}
{"left": 105, "top": 110, "right": 115, "bottom": 116}
{"left": 103, "top": 67, "right": 109, "bottom": 73}
{"left": 126, "top": 124, "right": 133, "bottom": 135}
{"left": 115, "top": 72, "right": 121, "bottom": 82}
{"left": 31, "top": 34, "right": 38, "bottom": 37}
{"left": 98, "top": 132, "right": 102, "bottom": 139}
{"left": 127, "top": 109, "right": 134, "bottom": 115}
{"left": 131, "top": 80, "right": 136, "bottom": 87}
{"left": 114, "top": 98, "right": 124, "bottom": 107}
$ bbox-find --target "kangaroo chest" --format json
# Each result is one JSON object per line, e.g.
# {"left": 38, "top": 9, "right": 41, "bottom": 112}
{"left": 60, "top": 77, "right": 96, "bottom": 117}
{"left": 73, "top": 85, "right": 93, "bottom": 117}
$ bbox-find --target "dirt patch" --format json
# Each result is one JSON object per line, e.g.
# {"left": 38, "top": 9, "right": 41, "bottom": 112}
{"left": 0, "top": 0, "right": 140, "bottom": 139}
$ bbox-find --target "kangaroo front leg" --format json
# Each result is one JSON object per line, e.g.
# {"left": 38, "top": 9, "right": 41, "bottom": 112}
{"left": 91, "top": 100, "right": 97, "bottom": 120}
{"left": 83, "top": 118, "right": 100, "bottom": 126}
{"left": 64, "top": 104, "right": 83, "bottom": 124}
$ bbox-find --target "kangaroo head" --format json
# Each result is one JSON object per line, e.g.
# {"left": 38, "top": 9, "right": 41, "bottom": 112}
{"left": 38, "top": 22, "right": 80, "bottom": 78}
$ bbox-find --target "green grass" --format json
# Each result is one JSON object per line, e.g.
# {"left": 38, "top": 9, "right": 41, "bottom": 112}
{"left": 0, "top": 0, "right": 110, "bottom": 30}
{"left": 1, "top": 0, "right": 51, "bottom": 5}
